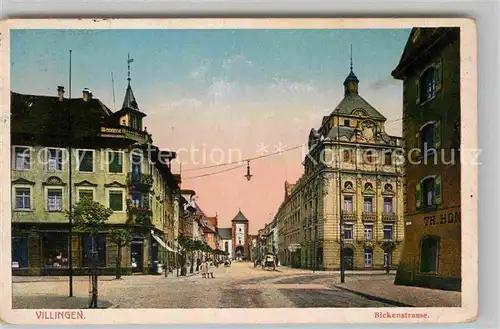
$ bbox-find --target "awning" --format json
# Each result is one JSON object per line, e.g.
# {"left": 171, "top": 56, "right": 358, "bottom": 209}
{"left": 151, "top": 231, "right": 178, "bottom": 253}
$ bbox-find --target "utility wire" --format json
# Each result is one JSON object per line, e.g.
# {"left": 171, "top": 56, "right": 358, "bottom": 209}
{"left": 183, "top": 164, "right": 247, "bottom": 180}
{"left": 183, "top": 144, "right": 304, "bottom": 172}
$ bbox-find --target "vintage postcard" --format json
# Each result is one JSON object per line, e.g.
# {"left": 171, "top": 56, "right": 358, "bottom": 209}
{"left": 0, "top": 18, "right": 477, "bottom": 324}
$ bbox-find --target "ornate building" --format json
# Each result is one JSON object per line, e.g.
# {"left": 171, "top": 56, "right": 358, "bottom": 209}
{"left": 392, "top": 28, "right": 461, "bottom": 291}
{"left": 277, "top": 60, "right": 404, "bottom": 271}
{"left": 231, "top": 210, "right": 250, "bottom": 260}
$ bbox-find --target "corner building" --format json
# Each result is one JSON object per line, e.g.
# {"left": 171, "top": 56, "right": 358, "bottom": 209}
{"left": 392, "top": 28, "right": 461, "bottom": 291}
{"left": 277, "top": 63, "right": 404, "bottom": 271}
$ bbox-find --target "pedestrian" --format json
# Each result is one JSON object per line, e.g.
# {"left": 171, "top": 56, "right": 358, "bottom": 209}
{"left": 201, "top": 260, "right": 207, "bottom": 278}
{"left": 208, "top": 261, "right": 214, "bottom": 278}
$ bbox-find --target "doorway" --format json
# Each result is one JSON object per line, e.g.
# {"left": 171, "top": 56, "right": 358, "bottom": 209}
{"left": 131, "top": 243, "right": 143, "bottom": 273}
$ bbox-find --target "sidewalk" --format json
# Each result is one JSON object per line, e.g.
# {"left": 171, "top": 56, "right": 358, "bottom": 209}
{"left": 329, "top": 275, "right": 461, "bottom": 307}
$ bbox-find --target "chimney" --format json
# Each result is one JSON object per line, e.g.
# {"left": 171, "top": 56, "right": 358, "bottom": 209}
{"left": 82, "top": 88, "right": 93, "bottom": 102}
{"left": 57, "top": 86, "right": 65, "bottom": 102}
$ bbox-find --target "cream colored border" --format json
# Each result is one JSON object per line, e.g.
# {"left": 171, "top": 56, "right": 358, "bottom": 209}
{"left": 0, "top": 18, "right": 478, "bottom": 325}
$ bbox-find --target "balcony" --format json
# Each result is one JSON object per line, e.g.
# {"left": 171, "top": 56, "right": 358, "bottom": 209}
{"left": 342, "top": 211, "right": 356, "bottom": 221}
{"left": 362, "top": 212, "right": 377, "bottom": 222}
{"left": 126, "top": 173, "right": 153, "bottom": 191}
{"left": 382, "top": 212, "right": 397, "bottom": 222}
{"left": 126, "top": 204, "right": 153, "bottom": 226}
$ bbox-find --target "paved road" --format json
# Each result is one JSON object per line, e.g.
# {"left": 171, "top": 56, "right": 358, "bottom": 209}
{"left": 13, "top": 262, "right": 396, "bottom": 308}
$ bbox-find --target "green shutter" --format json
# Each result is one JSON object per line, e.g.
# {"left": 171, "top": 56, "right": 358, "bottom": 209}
{"left": 416, "top": 182, "right": 421, "bottom": 210}
{"left": 435, "top": 59, "right": 443, "bottom": 91}
{"left": 434, "top": 121, "right": 441, "bottom": 149}
{"left": 415, "top": 79, "right": 420, "bottom": 105}
{"left": 415, "top": 131, "right": 421, "bottom": 157}
{"left": 435, "top": 175, "right": 442, "bottom": 205}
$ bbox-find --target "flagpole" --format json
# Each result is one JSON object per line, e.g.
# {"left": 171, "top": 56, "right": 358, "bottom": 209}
{"left": 68, "top": 49, "right": 74, "bottom": 297}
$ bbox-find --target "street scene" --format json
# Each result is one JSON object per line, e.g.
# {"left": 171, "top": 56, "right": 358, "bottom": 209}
{"left": 13, "top": 262, "right": 459, "bottom": 309}
{"left": 9, "top": 26, "right": 461, "bottom": 309}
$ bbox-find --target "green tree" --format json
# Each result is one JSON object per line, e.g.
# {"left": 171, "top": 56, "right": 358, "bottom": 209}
{"left": 177, "top": 235, "right": 195, "bottom": 275}
{"left": 109, "top": 228, "right": 132, "bottom": 279}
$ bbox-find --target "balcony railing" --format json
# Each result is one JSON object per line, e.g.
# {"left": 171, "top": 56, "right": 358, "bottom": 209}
{"left": 126, "top": 173, "right": 153, "bottom": 190}
{"left": 382, "top": 212, "right": 396, "bottom": 222}
{"left": 342, "top": 211, "right": 356, "bottom": 221}
{"left": 126, "top": 204, "right": 153, "bottom": 226}
{"left": 362, "top": 212, "right": 377, "bottom": 222}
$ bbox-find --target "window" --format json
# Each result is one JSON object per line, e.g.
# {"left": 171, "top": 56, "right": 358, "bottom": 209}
{"left": 383, "top": 225, "right": 393, "bottom": 240}
{"left": 383, "top": 197, "right": 393, "bottom": 213}
{"left": 384, "top": 152, "right": 392, "bottom": 165}
{"left": 420, "top": 237, "right": 439, "bottom": 273}
{"left": 109, "top": 190, "right": 124, "bottom": 211}
{"left": 364, "top": 196, "right": 373, "bottom": 212}
{"left": 108, "top": 151, "right": 123, "bottom": 173}
{"left": 224, "top": 241, "right": 229, "bottom": 252}
{"left": 344, "top": 195, "right": 353, "bottom": 212}
{"left": 46, "top": 148, "right": 63, "bottom": 171}
{"left": 365, "top": 150, "right": 376, "bottom": 164}
{"left": 131, "top": 191, "right": 142, "bottom": 207}
{"left": 239, "top": 228, "right": 242, "bottom": 232}
{"left": 364, "top": 225, "right": 373, "bottom": 241}
{"left": 422, "top": 177, "right": 435, "bottom": 208}
{"left": 344, "top": 224, "right": 353, "bottom": 240}
{"left": 131, "top": 154, "right": 142, "bottom": 176}
{"left": 343, "top": 149, "right": 351, "bottom": 163}
{"left": 14, "top": 147, "right": 31, "bottom": 170}
{"left": 47, "top": 188, "right": 63, "bottom": 212}
{"left": 78, "top": 189, "right": 94, "bottom": 201}
{"left": 420, "top": 67, "right": 436, "bottom": 102}
{"left": 15, "top": 187, "right": 31, "bottom": 210}
{"left": 344, "top": 119, "right": 350, "bottom": 127}
{"left": 364, "top": 248, "right": 373, "bottom": 267}
{"left": 78, "top": 150, "right": 94, "bottom": 172}
{"left": 420, "top": 123, "right": 435, "bottom": 151}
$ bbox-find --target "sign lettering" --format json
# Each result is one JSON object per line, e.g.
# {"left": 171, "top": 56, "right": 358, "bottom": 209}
{"left": 424, "top": 211, "right": 460, "bottom": 227}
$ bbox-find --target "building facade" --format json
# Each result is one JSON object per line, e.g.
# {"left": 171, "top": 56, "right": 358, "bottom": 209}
{"left": 217, "top": 228, "right": 233, "bottom": 259}
{"left": 392, "top": 27, "right": 461, "bottom": 291}
{"left": 276, "top": 63, "right": 404, "bottom": 271}
{"left": 11, "top": 78, "right": 179, "bottom": 275}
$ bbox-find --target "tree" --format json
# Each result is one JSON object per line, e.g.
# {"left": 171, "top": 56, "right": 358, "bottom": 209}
{"left": 70, "top": 198, "right": 112, "bottom": 308}
{"left": 177, "top": 235, "right": 195, "bottom": 275}
{"left": 109, "top": 228, "right": 132, "bottom": 279}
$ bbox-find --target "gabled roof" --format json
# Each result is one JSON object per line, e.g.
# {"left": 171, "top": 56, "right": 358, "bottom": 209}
{"left": 218, "top": 228, "right": 232, "bottom": 240}
{"left": 231, "top": 210, "right": 248, "bottom": 223}
{"left": 333, "top": 93, "right": 386, "bottom": 121}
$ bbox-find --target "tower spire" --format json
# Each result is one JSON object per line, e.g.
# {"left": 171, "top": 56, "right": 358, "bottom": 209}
{"left": 350, "top": 44, "right": 353, "bottom": 72}
{"left": 127, "top": 53, "right": 134, "bottom": 84}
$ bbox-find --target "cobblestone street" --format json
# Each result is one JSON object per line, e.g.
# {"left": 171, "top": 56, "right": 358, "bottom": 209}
{"left": 12, "top": 262, "right": 460, "bottom": 309}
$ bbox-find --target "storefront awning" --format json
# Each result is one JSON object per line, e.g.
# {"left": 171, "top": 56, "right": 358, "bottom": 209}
{"left": 151, "top": 231, "right": 178, "bottom": 253}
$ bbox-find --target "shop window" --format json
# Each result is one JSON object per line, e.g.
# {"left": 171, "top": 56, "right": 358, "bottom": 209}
{"left": 12, "top": 236, "right": 29, "bottom": 268}
{"left": 43, "top": 234, "right": 68, "bottom": 268}
{"left": 82, "top": 234, "right": 107, "bottom": 267}
{"left": 108, "top": 151, "right": 123, "bottom": 173}
{"left": 14, "top": 146, "right": 31, "bottom": 170}
{"left": 420, "top": 237, "right": 439, "bottom": 273}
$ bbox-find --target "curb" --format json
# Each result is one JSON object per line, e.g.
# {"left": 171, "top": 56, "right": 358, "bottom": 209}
{"left": 332, "top": 285, "right": 413, "bottom": 307}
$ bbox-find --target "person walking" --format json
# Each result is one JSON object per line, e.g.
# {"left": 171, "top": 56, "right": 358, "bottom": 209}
{"left": 201, "top": 260, "right": 207, "bottom": 278}
{"left": 208, "top": 261, "right": 214, "bottom": 278}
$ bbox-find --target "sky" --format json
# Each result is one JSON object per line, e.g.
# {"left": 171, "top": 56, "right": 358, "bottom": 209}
{"left": 11, "top": 28, "right": 411, "bottom": 233}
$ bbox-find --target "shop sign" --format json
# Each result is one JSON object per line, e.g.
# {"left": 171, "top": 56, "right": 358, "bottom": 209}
{"left": 424, "top": 211, "right": 460, "bottom": 227}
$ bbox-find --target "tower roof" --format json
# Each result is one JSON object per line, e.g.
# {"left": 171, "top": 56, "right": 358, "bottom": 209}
{"left": 122, "top": 83, "right": 139, "bottom": 110}
{"left": 231, "top": 209, "right": 249, "bottom": 223}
